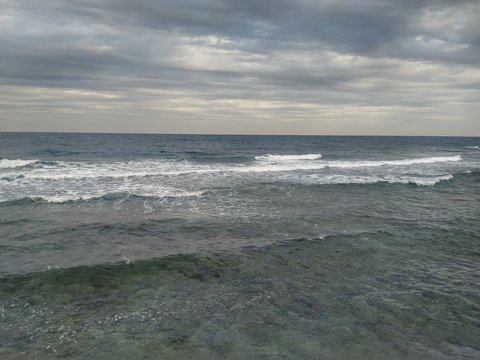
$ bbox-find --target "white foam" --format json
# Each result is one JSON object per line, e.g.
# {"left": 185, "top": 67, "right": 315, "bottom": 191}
{"left": 408, "top": 174, "right": 454, "bottom": 186}
{"left": 0, "top": 154, "right": 464, "bottom": 204}
{"left": 465, "top": 146, "right": 479, "bottom": 150}
{"left": 2, "top": 155, "right": 463, "bottom": 181}
{"left": 35, "top": 194, "right": 101, "bottom": 203}
{"left": 228, "top": 155, "right": 462, "bottom": 173}
{"left": 12, "top": 170, "right": 169, "bottom": 180}
{"left": 296, "top": 174, "right": 454, "bottom": 186}
{"left": 323, "top": 155, "right": 462, "bottom": 169}
{"left": 255, "top": 154, "right": 322, "bottom": 161}
{"left": 9, "top": 189, "right": 205, "bottom": 203}
{"left": 0, "top": 159, "right": 38, "bottom": 169}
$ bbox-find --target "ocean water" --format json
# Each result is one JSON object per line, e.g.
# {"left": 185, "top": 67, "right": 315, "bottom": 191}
{"left": 0, "top": 133, "right": 479, "bottom": 359}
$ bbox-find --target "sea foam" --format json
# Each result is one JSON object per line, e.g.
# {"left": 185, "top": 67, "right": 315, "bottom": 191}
{"left": 321, "top": 155, "right": 462, "bottom": 169}
{"left": 0, "top": 158, "right": 38, "bottom": 169}
{"left": 0, "top": 155, "right": 463, "bottom": 182}
{"left": 296, "top": 173, "right": 454, "bottom": 186}
{"left": 1, "top": 190, "right": 205, "bottom": 204}
{"left": 255, "top": 154, "right": 323, "bottom": 161}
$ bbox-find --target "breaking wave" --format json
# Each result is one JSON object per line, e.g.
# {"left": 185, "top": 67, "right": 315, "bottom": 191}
{"left": 0, "top": 190, "right": 205, "bottom": 205}
{"left": 296, "top": 174, "right": 454, "bottom": 186}
{"left": 321, "top": 155, "right": 462, "bottom": 168}
{"left": 255, "top": 154, "right": 323, "bottom": 161}
{"left": 0, "top": 153, "right": 467, "bottom": 204}
{"left": 0, "top": 155, "right": 463, "bottom": 181}
{"left": 0, "top": 158, "right": 39, "bottom": 169}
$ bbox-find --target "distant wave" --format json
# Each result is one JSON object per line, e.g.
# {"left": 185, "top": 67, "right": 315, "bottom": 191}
{"left": 255, "top": 154, "right": 323, "bottom": 161}
{"left": 2, "top": 170, "right": 175, "bottom": 181}
{"left": 297, "top": 174, "right": 454, "bottom": 186}
{"left": 0, "top": 158, "right": 39, "bottom": 169}
{"left": 321, "top": 155, "right": 462, "bottom": 169}
{"left": 0, "top": 155, "right": 463, "bottom": 182}
{"left": 40, "top": 148, "right": 81, "bottom": 155}
{"left": 465, "top": 146, "right": 479, "bottom": 150}
{"left": 227, "top": 155, "right": 462, "bottom": 173}
{"left": 0, "top": 190, "right": 205, "bottom": 205}
{"left": 0, "top": 173, "right": 456, "bottom": 205}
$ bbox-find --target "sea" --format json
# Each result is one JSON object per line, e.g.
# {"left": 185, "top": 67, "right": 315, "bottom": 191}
{"left": 0, "top": 133, "right": 479, "bottom": 359}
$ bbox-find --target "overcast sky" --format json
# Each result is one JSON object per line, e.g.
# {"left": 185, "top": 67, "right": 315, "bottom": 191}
{"left": 0, "top": 0, "right": 479, "bottom": 135}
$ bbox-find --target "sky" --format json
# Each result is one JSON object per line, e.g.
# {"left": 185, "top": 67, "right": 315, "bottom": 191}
{"left": 0, "top": 0, "right": 479, "bottom": 136}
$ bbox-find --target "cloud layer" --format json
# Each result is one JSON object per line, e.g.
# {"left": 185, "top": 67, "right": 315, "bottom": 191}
{"left": 1, "top": 0, "right": 479, "bottom": 135}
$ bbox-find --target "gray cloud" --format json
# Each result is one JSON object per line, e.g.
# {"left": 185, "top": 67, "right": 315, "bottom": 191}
{"left": 0, "top": 0, "right": 479, "bottom": 135}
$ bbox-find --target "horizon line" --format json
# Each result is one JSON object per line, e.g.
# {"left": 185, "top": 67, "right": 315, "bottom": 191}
{"left": 0, "top": 131, "right": 478, "bottom": 138}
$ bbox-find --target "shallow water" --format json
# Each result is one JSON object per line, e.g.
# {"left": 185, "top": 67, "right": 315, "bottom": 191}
{"left": 0, "top": 134, "right": 479, "bottom": 358}
{"left": 1, "top": 231, "right": 479, "bottom": 359}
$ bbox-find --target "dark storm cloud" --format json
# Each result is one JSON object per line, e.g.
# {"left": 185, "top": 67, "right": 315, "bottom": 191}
{"left": 0, "top": 0, "right": 479, "bottom": 135}
{"left": 2, "top": 0, "right": 479, "bottom": 84}
{"left": 32, "top": 0, "right": 480, "bottom": 59}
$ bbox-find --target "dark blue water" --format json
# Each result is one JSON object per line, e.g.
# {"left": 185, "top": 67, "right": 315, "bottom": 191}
{"left": 1, "top": 133, "right": 479, "bottom": 358}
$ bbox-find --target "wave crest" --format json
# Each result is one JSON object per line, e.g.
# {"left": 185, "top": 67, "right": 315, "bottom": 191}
{"left": 0, "top": 190, "right": 205, "bottom": 205}
{"left": 324, "top": 155, "right": 462, "bottom": 169}
{"left": 0, "top": 158, "right": 39, "bottom": 169}
{"left": 255, "top": 154, "right": 322, "bottom": 161}
{"left": 298, "top": 174, "right": 454, "bottom": 186}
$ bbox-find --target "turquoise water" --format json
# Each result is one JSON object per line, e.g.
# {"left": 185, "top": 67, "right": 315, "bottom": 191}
{"left": 0, "top": 134, "right": 479, "bottom": 358}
